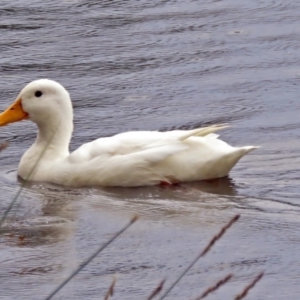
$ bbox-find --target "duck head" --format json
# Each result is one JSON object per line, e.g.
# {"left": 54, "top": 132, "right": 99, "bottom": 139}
{"left": 0, "top": 79, "right": 73, "bottom": 128}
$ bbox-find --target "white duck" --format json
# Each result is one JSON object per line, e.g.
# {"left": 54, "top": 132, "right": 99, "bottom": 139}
{"left": 0, "top": 79, "right": 257, "bottom": 187}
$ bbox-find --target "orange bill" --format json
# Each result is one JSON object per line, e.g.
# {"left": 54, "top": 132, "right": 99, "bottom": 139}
{"left": 0, "top": 98, "right": 28, "bottom": 126}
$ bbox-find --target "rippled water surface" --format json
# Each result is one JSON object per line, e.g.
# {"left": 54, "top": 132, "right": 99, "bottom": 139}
{"left": 1, "top": 0, "right": 300, "bottom": 299}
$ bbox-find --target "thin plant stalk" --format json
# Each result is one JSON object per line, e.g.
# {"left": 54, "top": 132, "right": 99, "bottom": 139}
{"left": 104, "top": 277, "right": 116, "bottom": 300}
{"left": 44, "top": 215, "right": 139, "bottom": 300}
{"left": 234, "top": 272, "right": 264, "bottom": 300}
{"left": 194, "top": 274, "right": 232, "bottom": 300}
{"left": 146, "top": 279, "right": 166, "bottom": 300}
{"left": 157, "top": 215, "right": 240, "bottom": 300}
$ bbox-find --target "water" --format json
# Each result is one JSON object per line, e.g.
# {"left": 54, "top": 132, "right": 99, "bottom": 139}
{"left": 0, "top": 0, "right": 300, "bottom": 299}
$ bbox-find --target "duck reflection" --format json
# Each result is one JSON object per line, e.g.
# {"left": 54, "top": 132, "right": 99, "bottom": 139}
{"left": 185, "top": 176, "right": 237, "bottom": 196}
{"left": 100, "top": 176, "right": 237, "bottom": 201}
{"left": 1, "top": 178, "right": 78, "bottom": 248}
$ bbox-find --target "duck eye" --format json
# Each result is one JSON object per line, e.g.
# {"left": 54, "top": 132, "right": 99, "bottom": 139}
{"left": 35, "top": 91, "right": 42, "bottom": 97}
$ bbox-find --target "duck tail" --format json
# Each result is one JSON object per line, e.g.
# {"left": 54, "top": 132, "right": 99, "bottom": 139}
{"left": 180, "top": 124, "right": 229, "bottom": 141}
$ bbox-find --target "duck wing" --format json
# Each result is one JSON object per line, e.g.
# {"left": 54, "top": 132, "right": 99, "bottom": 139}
{"left": 68, "top": 124, "right": 227, "bottom": 164}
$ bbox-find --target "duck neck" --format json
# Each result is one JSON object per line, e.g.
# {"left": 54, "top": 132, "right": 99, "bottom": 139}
{"left": 35, "top": 121, "right": 72, "bottom": 158}
{"left": 18, "top": 110, "right": 74, "bottom": 179}
{"left": 24, "top": 112, "right": 73, "bottom": 163}
{"left": 18, "top": 120, "right": 73, "bottom": 180}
